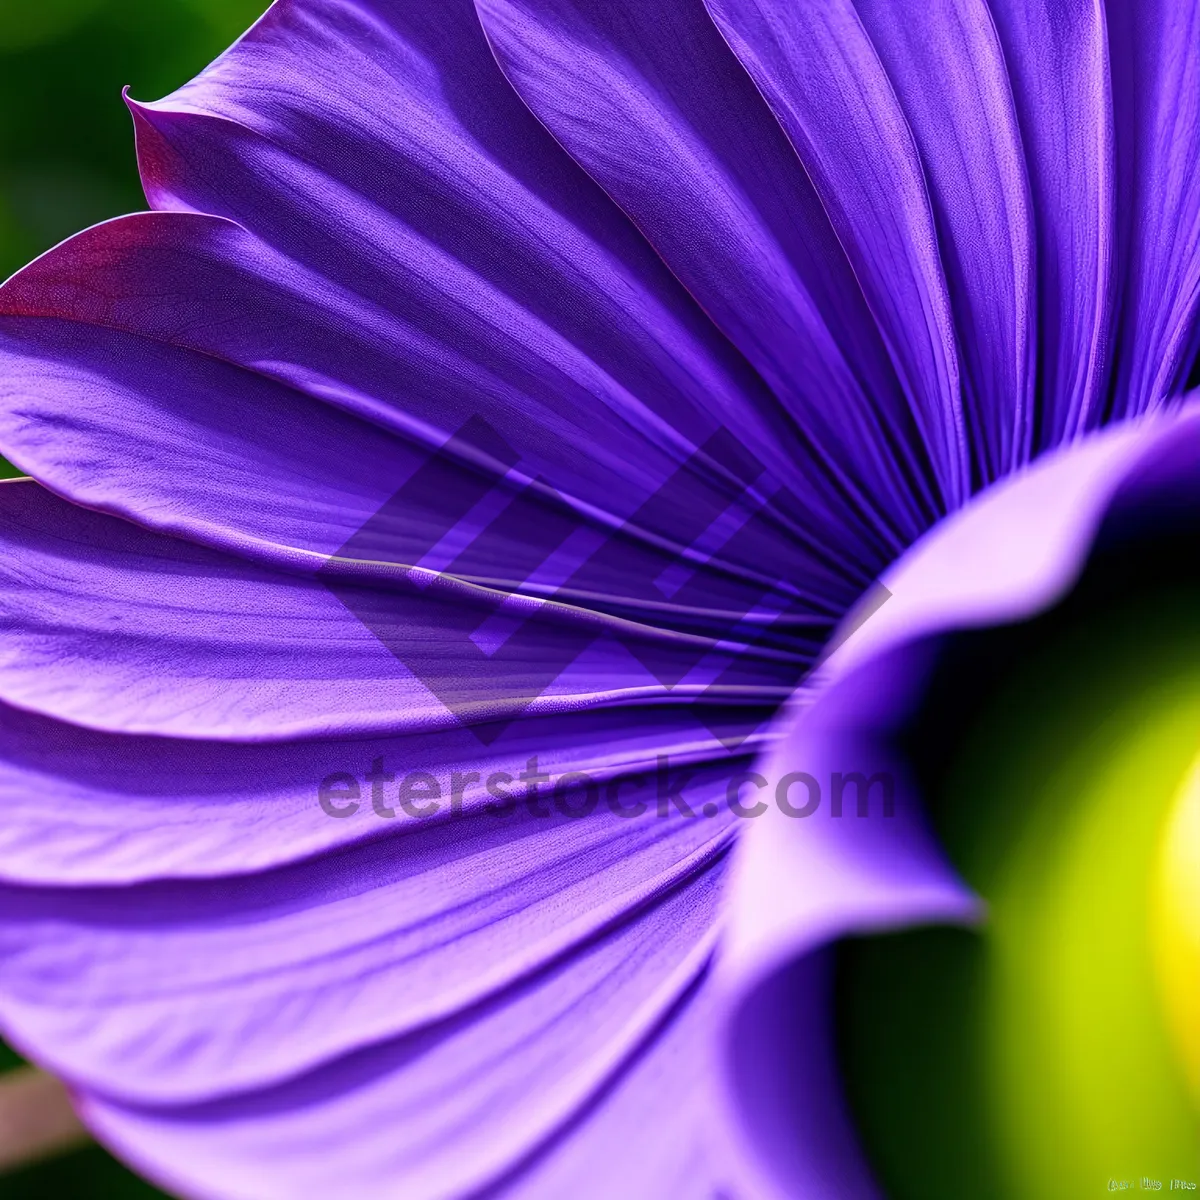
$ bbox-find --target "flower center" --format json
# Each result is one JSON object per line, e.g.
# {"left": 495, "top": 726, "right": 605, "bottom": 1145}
{"left": 1152, "top": 752, "right": 1200, "bottom": 1116}
{"left": 837, "top": 580, "right": 1200, "bottom": 1199}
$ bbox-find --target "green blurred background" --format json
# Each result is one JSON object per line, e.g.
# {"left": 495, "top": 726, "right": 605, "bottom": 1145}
{"left": 0, "top": 0, "right": 266, "bottom": 281}
{"left": 0, "top": 4, "right": 266, "bottom": 1191}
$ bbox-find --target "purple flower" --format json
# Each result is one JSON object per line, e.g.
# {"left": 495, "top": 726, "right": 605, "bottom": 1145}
{"left": 0, "top": 0, "right": 1196, "bottom": 1196}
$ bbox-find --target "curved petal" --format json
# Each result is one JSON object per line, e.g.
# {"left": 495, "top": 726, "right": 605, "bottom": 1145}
{"left": 0, "top": 0, "right": 884, "bottom": 619}
{"left": 716, "top": 401, "right": 1200, "bottom": 1198}
{"left": 985, "top": 0, "right": 1115, "bottom": 444}
{"left": 74, "top": 865, "right": 725, "bottom": 1200}
{"left": 0, "top": 691, "right": 767, "bottom": 887}
{"left": 0, "top": 206, "right": 776, "bottom": 559}
{"left": 0, "top": 211, "right": 866, "bottom": 670}
{"left": 475, "top": 0, "right": 938, "bottom": 539}
{"left": 701, "top": 0, "right": 969, "bottom": 506}
{"left": 853, "top": 0, "right": 1035, "bottom": 481}
{"left": 130, "top": 0, "right": 902, "bottom": 572}
{"left": 0, "top": 806, "right": 734, "bottom": 1106}
{"left": 0, "top": 478, "right": 808, "bottom": 742}
{"left": 1107, "top": 0, "right": 1200, "bottom": 416}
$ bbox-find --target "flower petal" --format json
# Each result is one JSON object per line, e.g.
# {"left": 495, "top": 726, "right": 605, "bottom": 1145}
{"left": 853, "top": 0, "right": 1036, "bottom": 481}
{"left": 475, "top": 0, "right": 939, "bottom": 538}
{"left": 701, "top": 0, "right": 969, "bottom": 505}
{"left": 0, "top": 478, "right": 806, "bottom": 742}
{"left": 0, "top": 203, "right": 760, "bottom": 555}
{"left": 0, "top": 209, "right": 867, "bottom": 647}
{"left": 130, "top": 0, "right": 900, "bottom": 569}
{"left": 0, "top": 0, "right": 881, "bottom": 602}
{"left": 74, "top": 864, "right": 726, "bottom": 1200}
{"left": 0, "top": 693, "right": 765, "bottom": 886}
{"left": 0, "top": 773, "right": 736, "bottom": 1105}
{"left": 985, "top": 0, "right": 1115, "bottom": 444}
{"left": 1107, "top": 0, "right": 1200, "bottom": 416}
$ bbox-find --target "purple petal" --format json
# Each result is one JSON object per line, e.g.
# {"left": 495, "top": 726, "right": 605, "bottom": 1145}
{"left": 0, "top": 477, "right": 449, "bottom": 740}
{"left": 0, "top": 695, "right": 759, "bottom": 888}
{"left": 853, "top": 0, "right": 1036, "bottom": 481}
{"left": 0, "top": 211, "right": 867, "bottom": 646}
{"left": 700, "top": 0, "right": 969, "bottom": 506}
{"left": 475, "top": 0, "right": 939, "bottom": 539}
{"left": 1107, "top": 0, "right": 1200, "bottom": 416}
{"left": 0, "top": 764, "right": 736, "bottom": 1105}
{"left": 83, "top": 972, "right": 729, "bottom": 1200}
{"left": 986, "top": 0, "right": 1115, "bottom": 444}
{"left": 0, "top": 479, "right": 806, "bottom": 741}
{"left": 1, "top": 0, "right": 870, "bottom": 590}
{"left": 68, "top": 863, "right": 726, "bottom": 1199}
{"left": 126, "top": 0, "right": 904, "bottom": 572}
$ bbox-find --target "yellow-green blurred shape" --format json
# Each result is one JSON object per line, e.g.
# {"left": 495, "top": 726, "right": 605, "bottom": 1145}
{"left": 948, "top": 589, "right": 1200, "bottom": 1197}
{"left": 0, "top": 0, "right": 103, "bottom": 51}
{"left": 1153, "top": 753, "right": 1200, "bottom": 1114}
{"left": 843, "top": 586, "right": 1200, "bottom": 1199}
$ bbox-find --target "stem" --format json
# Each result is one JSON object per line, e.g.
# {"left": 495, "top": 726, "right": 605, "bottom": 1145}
{"left": 0, "top": 1067, "right": 89, "bottom": 1173}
